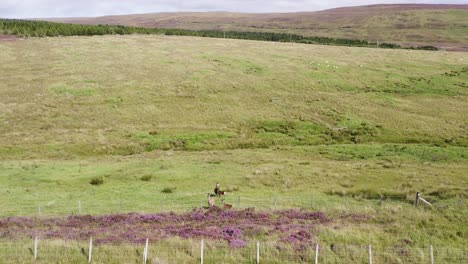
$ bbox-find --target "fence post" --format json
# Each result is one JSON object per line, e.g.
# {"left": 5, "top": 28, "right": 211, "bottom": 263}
{"left": 38, "top": 206, "right": 42, "bottom": 217}
{"left": 200, "top": 239, "right": 204, "bottom": 264}
{"left": 256, "top": 241, "right": 260, "bottom": 264}
{"left": 430, "top": 244, "right": 434, "bottom": 264}
{"left": 345, "top": 195, "right": 348, "bottom": 207}
{"left": 88, "top": 237, "right": 93, "bottom": 263}
{"left": 460, "top": 195, "right": 464, "bottom": 206}
{"left": 415, "top": 192, "right": 421, "bottom": 207}
{"left": 274, "top": 195, "right": 277, "bottom": 210}
{"left": 79, "top": 200, "right": 82, "bottom": 214}
{"left": 237, "top": 195, "right": 240, "bottom": 208}
{"left": 378, "top": 194, "right": 383, "bottom": 207}
{"left": 33, "top": 236, "right": 38, "bottom": 260}
{"left": 315, "top": 244, "right": 319, "bottom": 264}
{"left": 368, "top": 244, "right": 372, "bottom": 264}
{"left": 143, "top": 238, "right": 149, "bottom": 264}
{"left": 311, "top": 194, "right": 315, "bottom": 209}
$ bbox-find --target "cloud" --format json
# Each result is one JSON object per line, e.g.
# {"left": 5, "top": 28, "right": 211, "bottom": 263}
{"left": 0, "top": 0, "right": 466, "bottom": 18}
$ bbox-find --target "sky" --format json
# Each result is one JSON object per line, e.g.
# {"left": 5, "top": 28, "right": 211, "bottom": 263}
{"left": 0, "top": 0, "right": 466, "bottom": 18}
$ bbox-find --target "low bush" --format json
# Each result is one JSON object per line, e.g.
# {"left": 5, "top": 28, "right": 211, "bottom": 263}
{"left": 161, "top": 187, "right": 176, "bottom": 194}
{"left": 140, "top": 175, "right": 152, "bottom": 182}
{"left": 89, "top": 177, "right": 104, "bottom": 185}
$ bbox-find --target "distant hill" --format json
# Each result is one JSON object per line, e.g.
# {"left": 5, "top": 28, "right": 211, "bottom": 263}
{"left": 43, "top": 4, "right": 468, "bottom": 51}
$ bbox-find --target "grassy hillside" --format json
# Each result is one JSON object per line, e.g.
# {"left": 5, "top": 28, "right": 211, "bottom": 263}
{"left": 0, "top": 35, "right": 467, "bottom": 159}
{"left": 44, "top": 4, "right": 468, "bottom": 51}
{"left": 0, "top": 35, "right": 467, "bottom": 261}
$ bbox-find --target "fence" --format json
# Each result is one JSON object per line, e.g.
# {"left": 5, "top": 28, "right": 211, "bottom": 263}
{"left": 0, "top": 193, "right": 464, "bottom": 218}
{"left": 0, "top": 237, "right": 466, "bottom": 263}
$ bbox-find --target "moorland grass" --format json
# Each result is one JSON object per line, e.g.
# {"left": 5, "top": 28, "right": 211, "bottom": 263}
{"left": 0, "top": 35, "right": 467, "bottom": 159}
{"left": 0, "top": 35, "right": 467, "bottom": 261}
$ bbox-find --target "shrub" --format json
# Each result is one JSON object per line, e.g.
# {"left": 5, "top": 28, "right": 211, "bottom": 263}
{"left": 89, "top": 177, "right": 104, "bottom": 185}
{"left": 161, "top": 187, "right": 175, "bottom": 194}
{"left": 140, "top": 175, "right": 152, "bottom": 182}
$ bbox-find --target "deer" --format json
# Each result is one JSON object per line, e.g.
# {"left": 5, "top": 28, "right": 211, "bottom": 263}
{"left": 222, "top": 199, "right": 232, "bottom": 209}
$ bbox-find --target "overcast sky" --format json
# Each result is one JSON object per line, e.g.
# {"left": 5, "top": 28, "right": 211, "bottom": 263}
{"left": 1, "top": 0, "right": 466, "bottom": 18}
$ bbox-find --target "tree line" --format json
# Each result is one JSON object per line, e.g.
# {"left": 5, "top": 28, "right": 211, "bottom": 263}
{"left": 0, "top": 19, "right": 438, "bottom": 50}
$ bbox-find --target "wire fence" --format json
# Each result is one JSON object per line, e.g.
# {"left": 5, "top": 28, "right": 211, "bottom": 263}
{"left": 0, "top": 238, "right": 466, "bottom": 263}
{"left": 0, "top": 193, "right": 465, "bottom": 217}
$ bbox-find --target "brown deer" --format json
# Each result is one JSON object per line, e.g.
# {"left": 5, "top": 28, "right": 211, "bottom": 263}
{"left": 222, "top": 199, "right": 232, "bottom": 209}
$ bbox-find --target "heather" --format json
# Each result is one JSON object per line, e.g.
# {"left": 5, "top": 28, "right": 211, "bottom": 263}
{"left": 0, "top": 208, "right": 328, "bottom": 247}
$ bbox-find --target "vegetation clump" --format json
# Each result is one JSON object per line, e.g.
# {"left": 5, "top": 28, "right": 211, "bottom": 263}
{"left": 139, "top": 175, "right": 152, "bottom": 182}
{"left": 161, "top": 187, "right": 176, "bottom": 194}
{"left": 89, "top": 177, "right": 104, "bottom": 185}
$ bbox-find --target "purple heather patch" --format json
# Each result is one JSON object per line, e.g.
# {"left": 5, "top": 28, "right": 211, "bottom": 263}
{"left": 0, "top": 208, "right": 331, "bottom": 246}
{"left": 229, "top": 238, "right": 247, "bottom": 248}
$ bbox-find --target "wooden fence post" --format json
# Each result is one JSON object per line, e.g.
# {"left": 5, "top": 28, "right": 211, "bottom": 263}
{"left": 315, "top": 244, "right": 319, "bottom": 264}
{"left": 33, "top": 236, "right": 38, "bottom": 260}
{"left": 415, "top": 192, "right": 421, "bottom": 207}
{"left": 200, "top": 239, "right": 204, "bottom": 264}
{"left": 256, "top": 241, "right": 260, "bottom": 264}
{"left": 38, "top": 206, "right": 42, "bottom": 217}
{"left": 368, "top": 244, "right": 372, "bottom": 264}
{"left": 88, "top": 237, "right": 93, "bottom": 263}
{"left": 143, "top": 238, "right": 149, "bottom": 264}
{"left": 430, "top": 244, "right": 434, "bottom": 264}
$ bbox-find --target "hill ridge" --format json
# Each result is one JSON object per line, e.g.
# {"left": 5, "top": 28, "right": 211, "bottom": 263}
{"left": 39, "top": 4, "right": 468, "bottom": 51}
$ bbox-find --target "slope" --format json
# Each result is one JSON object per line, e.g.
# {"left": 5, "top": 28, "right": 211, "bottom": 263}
{"left": 43, "top": 4, "right": 468, "bottom": 51}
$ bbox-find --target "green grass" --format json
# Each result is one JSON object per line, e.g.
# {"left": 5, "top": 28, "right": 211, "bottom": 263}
{"left": 0, "top": 35, "right": 467, "bottom": 261}
{"left": 0, "top": 35, "right": 467, "bottom": 159}
{"left": 49, "top": 85, "right": 97, "bottom": 97}
{"left": 0, "top": 238, "right": 466, "bottom": 263}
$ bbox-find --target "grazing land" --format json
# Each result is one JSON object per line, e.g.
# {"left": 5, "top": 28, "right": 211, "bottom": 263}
{"left": 45, "top": 4, "right": 468, "bottom": 51}
{"left": 0, "top": 34, "right": 467, "bottom": 262}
